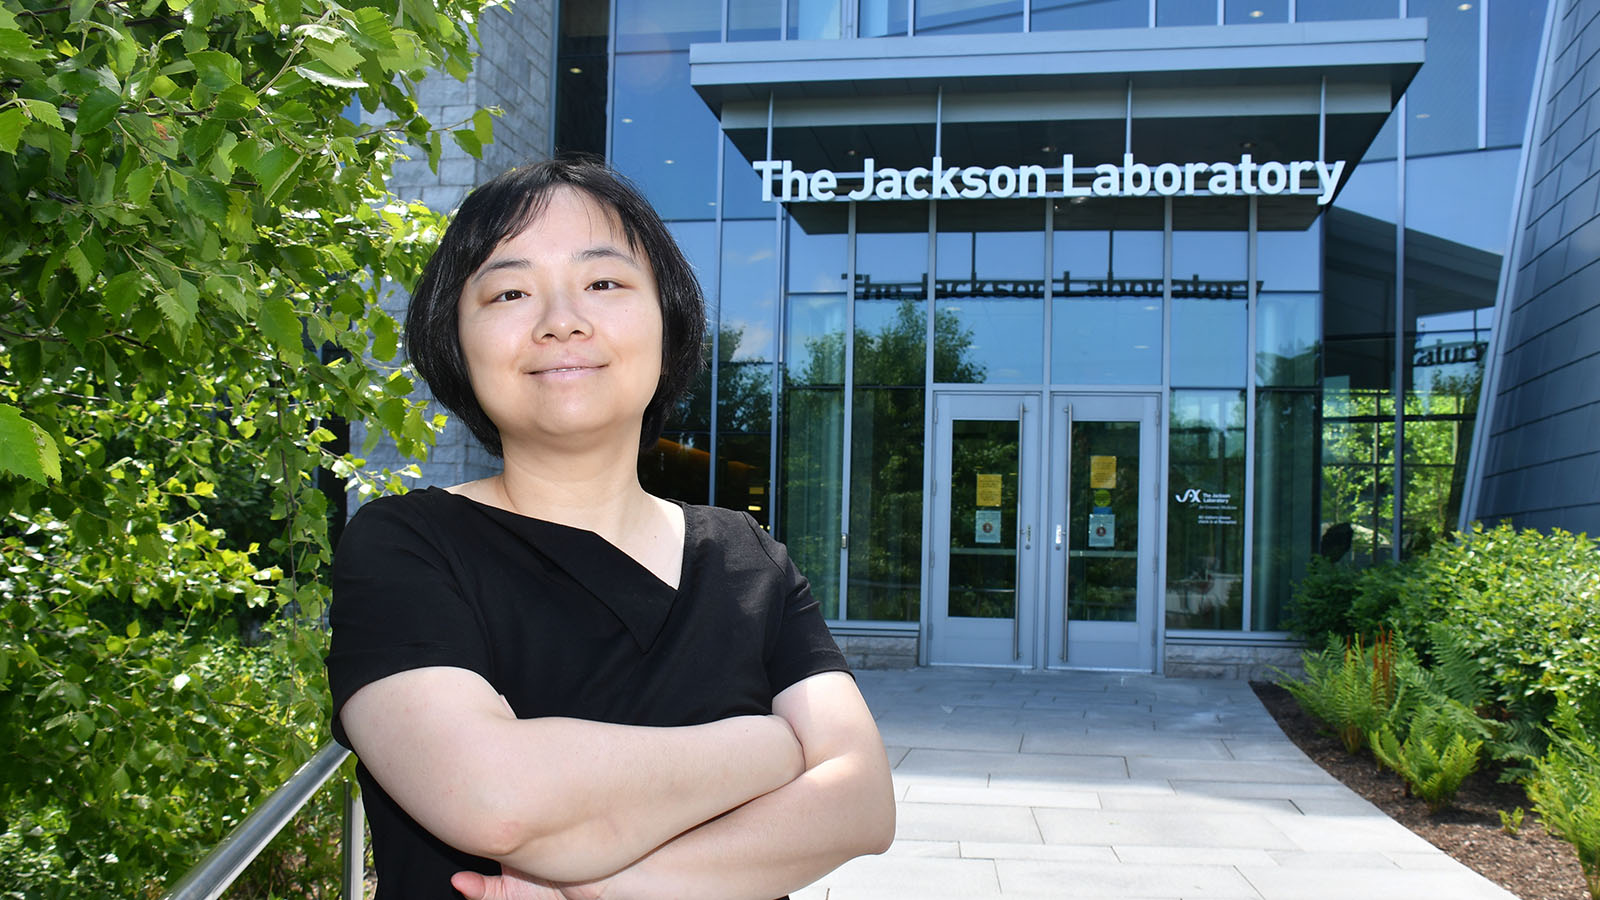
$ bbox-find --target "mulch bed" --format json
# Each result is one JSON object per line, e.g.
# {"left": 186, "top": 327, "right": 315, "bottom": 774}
{"left": 1250, "top": 681, "right": 1592, "bottom": 900}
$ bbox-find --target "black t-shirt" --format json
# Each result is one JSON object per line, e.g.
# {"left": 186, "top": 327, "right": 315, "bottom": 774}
{"left": 326, "top": 486, "right": 849, "bottom": 899}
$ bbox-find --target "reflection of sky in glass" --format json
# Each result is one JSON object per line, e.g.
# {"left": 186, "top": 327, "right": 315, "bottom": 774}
{"left": 1172, "top": 231, "right": 1246, "bottom": 282}
{"left": 788, "top": 218, "right": 847, "bottom": 294}
{"left": 666, "top": 220, "right": 716, "bottom": 313}
{"left": 787, "top": 292, "right": 846, "bottom": 384}
{"left": 1053, "top": 296, "right": 1161, "bottom": 384}
{"left": 611, "top": 52, "right": 717, "bottom": 219}
{"left": 1257, "top": 292, "right": 1319, "bottom": 386}
{"left": 1257, "top": 223, "right": 1321, "bottom": 292}
{"left": 1034, "top": 0, "right": 1146, "bottom": 30}
{"left": 1054, "top": 229, "right": 1162, "bottom": 282}
{"left": 720, "top": 220, "right": 777, "bottom": 362}
{"left": 856, "top": 231, "right": 927, "bottom": 287}
{"left": 1405, "top": 150, "right": 1519, "bottom": 253}
{"left": 1173, "top": 299, "right": 1247, "bottom": 386}
{"left": 1225, "top": 0, "right": 1287, "bottom": 24}
{"left": 1156, "top": 0, "right": 1213, "bottom": 26}
{"left": 935, "top": 297, "right": 1042, "bottom": 383}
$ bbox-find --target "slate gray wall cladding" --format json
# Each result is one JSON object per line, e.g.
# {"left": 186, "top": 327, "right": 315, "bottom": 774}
{"left": 349, "top": 0, "right": 554, "bottom": 496}
{"left": 1478, "top": 0, "right": 1600, "bottom": 533}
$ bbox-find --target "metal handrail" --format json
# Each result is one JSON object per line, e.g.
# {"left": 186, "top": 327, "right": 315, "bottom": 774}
{"left": 163, "top": 741, "right": 364, "bottom": 900}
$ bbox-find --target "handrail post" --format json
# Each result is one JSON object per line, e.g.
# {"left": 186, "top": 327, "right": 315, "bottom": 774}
{"left": 342, "top": 779, "right": 366, "bottom": 900}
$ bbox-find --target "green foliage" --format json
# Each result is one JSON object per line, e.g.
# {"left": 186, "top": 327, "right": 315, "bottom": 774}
{"left": 1499, "top": 806, "right": 1524, "bottom": 837}
{"left": 1392, "top": 524, "right": 1600, "bottom": 762}
{"left": 1282, "top": 555, "right": 1412, "bottom": 645}
{"left": 1369, "top": 702, "right": 1485, "bottom": 813}
{"left": 0, "top": 0, "right": 497, "bottom": 894}
{"left": 1283, "top": 631, "right": 1405, "bottom": 754}
{"left": 1527, "top": 708, "right": 1600, "bottom": 899}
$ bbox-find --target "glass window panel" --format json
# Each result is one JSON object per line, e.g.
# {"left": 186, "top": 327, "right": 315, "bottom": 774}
{"left": 641, "top": 337, "right": 713, "bottom": 505}
{"left": 934, "top": 225, "right": 1045, "bottom": 384}
{"left": 947, "top": 419, "right": 1019, "bottom": 618}
{"left": 916, "top": 0, "right": 1022, "bottom": 34}
{"left": 790, "top": 0, "right": 843, "bottom": 38}
{"left": 848, "top": 217, "right": 927, "bottom": 621}
{"left": 555, "top": 0, "right": 608, "bottom": 157}
{"left": 668, "top": 220, "right": 717, "bottom": 312}
{"left": 1225, "top": 0, "right": 1287, "bottom": 24}
{"left": 1257, "top": 292, "right": 1320, "bottom": 386}
{"left": 1157, "top": 0, "right": 1215, "bottom": 26}
{"left": 722, "top": 134, "right": 773, "bottom": 221}
{"left": 720, "top": 220, "right": 778, "bottom": 364}
{"left": 1068, "top": 421, "right": 1142, "bottom": 621}
{"left": 1487, "top": 0, "right": 1546, "bottom": 146}
{"left": 616, "top": 0, "right": 720, "bottom": 50}
{"left": 1256, "top": 221, "right": 1321, "bottom": 292}
{"left": 612, "top": 53, "right": 718, "bottom": 219}
{"left": 1171, "top": 215, "right": 1248, "bottom": 387}
{"left": 1406, "top": 0, "right": 1480, "bottom": 155}
{"left": 788, "top": 215, "right": 849, "bottom": 294}
{"left": 1296, "top": 0, "right": 1395, "bottom": 21}
{"left": 1052, "top": 228, "right": 1162, "bottom": 384}
{"left": 1321, "top": 380, "right": 1395, "bottom": 564}
{"left": 716, "top": 363, "right": 773, "bottom": 527}
{"left": 1166, "top": 390, "right": 1247, "bottom": 630}
{"left": 1032, "top": 0, "right": 1148, "bottom": 30}
{"left": 1253, "top": 389, "right": 1317, "bottom": 631}
{"left": 730, "top": 0, "right": 781, "bottom": 40}
{"left": 781, "top": 386, "right": 844, "bottom": 617}
{"left": 859, "top": 0, "right": 909, "bottom": 36}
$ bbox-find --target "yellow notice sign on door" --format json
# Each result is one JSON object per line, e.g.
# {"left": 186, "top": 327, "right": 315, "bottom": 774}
{"left": 976, "top": 473, "right": 1003, "bottom": 506}
{"left": 1089, "top": 455, "right": 1117, "bottom": 489}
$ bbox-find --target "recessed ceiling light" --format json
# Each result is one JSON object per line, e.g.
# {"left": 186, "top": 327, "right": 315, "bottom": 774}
{"left": 847, "top": 149, "right": 858, "bottom": 156}
{"left": 621, "top": 117, "right": 633, "bottom": 124}
{"left": 1457, "top": 3, "right": 1472, "bottom": 10}
{"left": 664, "top": 159, "right": 675, "bottom": 164}
{"left": 1416, "top": 112, "right": 1431, "bottom": 119}
{"left": 568, "top": 66, "right": 582, "bottom": 74}
{"left": 1040, "top": 145, "right": 1054, "bottom": 153}
{"left": 1250, "top": 9, "right": 1263, "bottom": 17}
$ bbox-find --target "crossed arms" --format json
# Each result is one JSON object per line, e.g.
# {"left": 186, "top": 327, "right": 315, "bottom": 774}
{"left": 340, "top": 666, "right": 895, "bottom": 898}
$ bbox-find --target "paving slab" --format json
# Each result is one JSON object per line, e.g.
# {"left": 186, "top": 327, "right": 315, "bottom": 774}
{"left": 793, "top": 666, "right": 1520, "bottom": 899}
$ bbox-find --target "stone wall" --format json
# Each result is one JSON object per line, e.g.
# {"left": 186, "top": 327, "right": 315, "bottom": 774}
{"left": 1475, "top": 0, "right": 1600, "bottom": 534}
{"left": 835, "top": 634, "right": 919, "bottom": 670}
{"left": 352, "top": 0, "right": 556, "bottom": 495}
{"left": 1164, "top": 642, "right": 1305, "bottom": 682}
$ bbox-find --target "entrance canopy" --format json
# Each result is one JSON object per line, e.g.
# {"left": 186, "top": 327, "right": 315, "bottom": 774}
{"left": 690, "top": 20, "right": 1423, "bottom": 230}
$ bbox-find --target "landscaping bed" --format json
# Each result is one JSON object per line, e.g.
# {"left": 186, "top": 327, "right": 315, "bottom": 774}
{"left": 1253, "top": 680, "right": 1590, "bottom": 900}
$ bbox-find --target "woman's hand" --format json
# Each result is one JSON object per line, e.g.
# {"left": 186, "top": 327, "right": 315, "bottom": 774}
{"left": 451, "top": 866, "right": 608, "bottom": 900}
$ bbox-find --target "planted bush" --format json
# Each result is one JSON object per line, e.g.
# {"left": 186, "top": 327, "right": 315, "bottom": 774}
{"left": 1283, "top": 556, "right": 1413, "bottom": 647}
{"left": 1283, "top": 631, "right": 1406, "bottom": 754}
{"left": 1369, "top": 701, "right": 1485, "bottom": 812}
{"left": 1527, "top": 708, "right": 1600, "bottom": 899}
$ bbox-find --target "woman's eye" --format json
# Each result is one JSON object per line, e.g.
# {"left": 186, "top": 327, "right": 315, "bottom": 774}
{"left": 493, "top": 289, "right": 526, "bottom": 303}
{"left": 588, "top": 279, "right": 621, "bottom": 291}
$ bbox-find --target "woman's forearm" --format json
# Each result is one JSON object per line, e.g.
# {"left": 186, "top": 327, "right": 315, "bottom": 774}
{"left": 341, "top": 668, "right": 805, "bottom": 883}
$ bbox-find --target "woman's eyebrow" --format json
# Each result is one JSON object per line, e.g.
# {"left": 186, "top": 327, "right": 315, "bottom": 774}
{"left": 573, "top": 245, "right": 641, "bottom": 267}
{"left": 469, "top": 246, "right": 640, "bottom": 285}
{"left": 469, "top": 257, "right": 531, "bottom": 284}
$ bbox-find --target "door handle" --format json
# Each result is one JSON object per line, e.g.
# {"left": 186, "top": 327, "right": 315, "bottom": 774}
{"left": 1054, "top": 523, "right": 1063, "bottom": 548}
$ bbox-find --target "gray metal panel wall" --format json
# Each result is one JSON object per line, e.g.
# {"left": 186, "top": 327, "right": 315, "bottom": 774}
{"left": 1476, "top": 0, "right": 1600, "bottom": 533}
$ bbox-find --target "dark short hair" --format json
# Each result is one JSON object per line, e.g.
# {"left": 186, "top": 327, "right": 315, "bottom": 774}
{"left": 404, "top": 156, "right": 706, "bottom": 457}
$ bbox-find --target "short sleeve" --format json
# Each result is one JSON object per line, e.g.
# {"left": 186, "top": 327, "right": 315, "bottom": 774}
{"left": 741, "top": 514, "right": 851, "bottom": 695}
{"left": 325, "top": 495, "right": 492, "bottom": 748}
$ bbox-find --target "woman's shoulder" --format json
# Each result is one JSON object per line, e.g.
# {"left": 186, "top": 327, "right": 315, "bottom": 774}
{"left": 337, "top": 487, "right": 471, "bottom": 557}
{"left": 682, "top": 504, "right": 790, "bottom": 571}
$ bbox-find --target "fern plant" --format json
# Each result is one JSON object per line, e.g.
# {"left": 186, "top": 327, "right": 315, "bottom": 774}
{"left": 1527, "top": 707, "right": 1600, "bottom": 899}
{"left": 1284, "top": 631, "right": 1404, "bottom": 754}
{"left": 1369, "top": 701, "right": 1485, "bottom": 812}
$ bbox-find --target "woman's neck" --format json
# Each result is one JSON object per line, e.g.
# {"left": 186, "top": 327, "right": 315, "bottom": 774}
{"left": 492, "top": 441, "right": 655, "bottom": 539}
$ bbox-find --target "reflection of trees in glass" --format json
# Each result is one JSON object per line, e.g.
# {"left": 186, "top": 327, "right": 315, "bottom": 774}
{"left": 1401, "top": 363, "right": 1482, "bottom": 555}
{"left": 1319, "top": 389, "right": 1393, "bottom": 564}
{"left": 947, "top": 421, "right": 1019, "bottom": 619}
{"left": 1166, "top": 393, "right": 1246, "bottom": 630}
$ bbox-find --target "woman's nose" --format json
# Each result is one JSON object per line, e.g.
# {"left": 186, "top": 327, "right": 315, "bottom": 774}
{"left": 533, "top": 287, "right": 591, "bottom": 341}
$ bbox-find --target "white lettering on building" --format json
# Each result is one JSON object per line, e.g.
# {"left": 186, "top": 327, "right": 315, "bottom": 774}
{"left": 755, "top": 154, "right": 1347, "bottom": 205}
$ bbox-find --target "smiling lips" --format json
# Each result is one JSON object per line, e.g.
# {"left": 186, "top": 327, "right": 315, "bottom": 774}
{"left": 528, "top": 363, "right": 604, "bottom": 376}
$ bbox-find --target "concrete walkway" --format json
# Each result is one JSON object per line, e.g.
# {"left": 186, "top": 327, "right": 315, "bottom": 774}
{"left": 796, "top": 666, "right": 1520, "bottom": 900}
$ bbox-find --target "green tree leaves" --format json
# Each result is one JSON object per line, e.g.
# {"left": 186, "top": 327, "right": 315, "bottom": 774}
{"left": 0, "top": 0, "right": 493, "bottom": 893}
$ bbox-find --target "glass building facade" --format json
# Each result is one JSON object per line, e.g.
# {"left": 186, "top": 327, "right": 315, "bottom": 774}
{"left": 562, "top": 0, "right": 1546, "bottom": 670}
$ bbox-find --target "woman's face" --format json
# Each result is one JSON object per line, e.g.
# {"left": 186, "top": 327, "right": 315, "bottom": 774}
{"left": 456, "top": 187, "right": 664, "bottom": 454}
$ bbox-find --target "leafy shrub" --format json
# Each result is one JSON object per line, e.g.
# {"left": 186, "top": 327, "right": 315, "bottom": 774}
{"left": 1283, "top": 556, "right": 1413, "bottom": 646}
{"left": 1392, "top": 525, "right": 1600, "bottom": 763}
{"left": 1369, "top": 701, "right": 1485, "bottom": 812}
{"left": 1527, "top": 708, "right": 1600, "bottom": 899}
{"left": 1283, "top": 631, "right": 1406, "bottom": 754}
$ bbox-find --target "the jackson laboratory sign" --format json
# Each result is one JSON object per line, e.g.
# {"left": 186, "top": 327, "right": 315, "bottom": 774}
{"left": 754, "top": 154, "right": 1347, "bottom": 205}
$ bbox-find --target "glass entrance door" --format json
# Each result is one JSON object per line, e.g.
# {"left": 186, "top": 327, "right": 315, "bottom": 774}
{"left": 1047, "top": 394, "right": 1159, "bottom": 670}
{"left": 927, "top": 393, "right": 1039, "bottom": 666}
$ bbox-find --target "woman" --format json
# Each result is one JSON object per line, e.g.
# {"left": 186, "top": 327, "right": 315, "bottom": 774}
{"left": 326, "top": 157, "right": 896, "bottom": 900}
